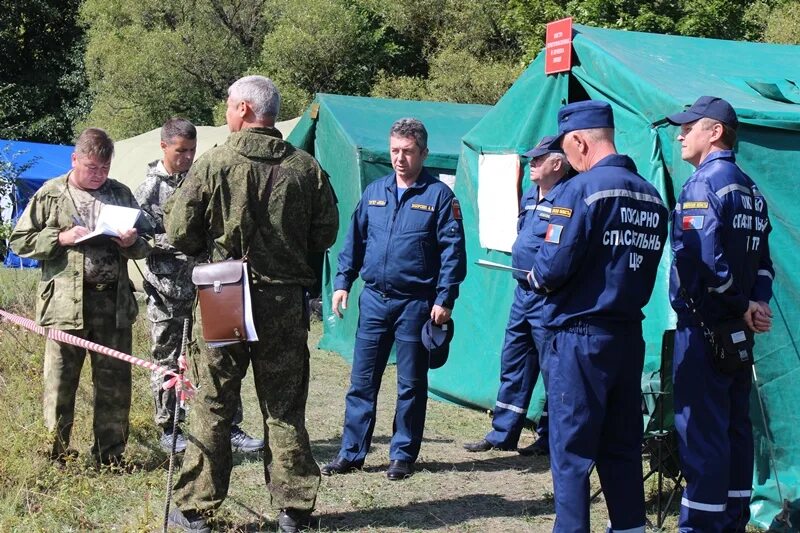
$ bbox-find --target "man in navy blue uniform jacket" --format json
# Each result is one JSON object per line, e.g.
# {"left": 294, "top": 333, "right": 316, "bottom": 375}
{"left": 322, "top": 118, "right": 467, "bottom": 481}
{"left": 529, "top": 101, "right": 668, "bottom": 532}
{"left": 464, "top": 135, "right": 569, "bottom": 457}
{"left": 666, "top": 96, "right": 774, "bottom": 532}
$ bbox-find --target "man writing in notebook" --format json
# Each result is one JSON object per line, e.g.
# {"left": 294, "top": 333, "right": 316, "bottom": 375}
{"left": 10, "top": 127, "right": 150, "bottom": 465}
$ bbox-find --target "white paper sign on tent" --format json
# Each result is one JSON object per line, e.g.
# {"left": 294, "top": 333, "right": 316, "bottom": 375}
{"left": 477, "top": 153, "right": 520, "bottom": 253}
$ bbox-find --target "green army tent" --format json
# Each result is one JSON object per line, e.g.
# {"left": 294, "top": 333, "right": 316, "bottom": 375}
{"left": 455, "top": 24, "right": 799, "bottom": 527}
{"left": 288, "top": 92, "right": 490, "bottom": 358}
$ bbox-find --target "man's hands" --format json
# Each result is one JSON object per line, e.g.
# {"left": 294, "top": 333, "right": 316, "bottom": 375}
{"left": 58, "top": 226, "right": 90, "bottom": 246}
{"left": 332, "top": 289, "right": 349, "bottom": 318}
{"left": 431, "top": 304, "right": 452, "bottom": 325}
{"left": 59, "top": 226, "right": 139, "bottom": 248}
{"left": 744, "top": 300, "right": 773, "bottom": 333}
{"left": 111, "top": 228, "right": 139, "bottom": 248}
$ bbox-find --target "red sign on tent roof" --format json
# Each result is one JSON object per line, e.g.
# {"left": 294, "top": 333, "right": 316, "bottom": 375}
{"left": 545, "top": 17, "right": 573, "bottom": 75}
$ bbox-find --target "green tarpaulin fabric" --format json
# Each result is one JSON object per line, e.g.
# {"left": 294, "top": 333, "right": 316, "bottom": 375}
{"left": 457, "top": 25, "right": 800, "bottom": 527}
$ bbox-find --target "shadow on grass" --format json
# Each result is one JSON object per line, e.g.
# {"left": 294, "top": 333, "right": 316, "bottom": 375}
{"left": 226, "top": 493, "right": 551, "bottom": 531}
{"left": 311, "top": 435, "right": 550, "bottom": 474}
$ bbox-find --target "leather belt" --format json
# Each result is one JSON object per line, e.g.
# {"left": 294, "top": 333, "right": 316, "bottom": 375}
{"left": 85, "top": 282, "right": 117, "bottom": 292}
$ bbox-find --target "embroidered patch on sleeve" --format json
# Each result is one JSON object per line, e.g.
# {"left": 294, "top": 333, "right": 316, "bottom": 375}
{"left": 451, "top": 199, "right": 462, "bottom": 220}
{"left": 683, "top": 201, "right": 709, "bottom": 210}
{"left": 368, "top": 199, "right": 387, "bottom": 206}
{"left": 545, "top": 224, "right": 563, "bottom": 243}
{"left": 682, "top": 215, "right": 705, "bottom": 230}
{"left": 551, "top": 207, "right": 573, "bottom": 218}
{"left": 411, "top": 203, "right": 435, "bottom": 212}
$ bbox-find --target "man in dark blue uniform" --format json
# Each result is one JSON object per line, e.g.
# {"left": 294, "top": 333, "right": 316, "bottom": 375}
{"left": 529, "top": 101, "right": 668, "bottom": 532}
{"left": 464, "top": 135, "right": 569, "bottom": 457}
{"left": 665, "top": 96, "right": 774, "bottom": 531}
{"left": 322, "top": 118, "right": 467, "bottom": 481}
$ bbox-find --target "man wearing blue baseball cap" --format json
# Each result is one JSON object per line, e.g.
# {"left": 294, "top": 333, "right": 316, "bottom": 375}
{"left": 666, "top": 96, "right": 774, "bottom": 531}
{"left": 463, "top": 135, "right": 569, "bottom": 457}
{"left": 528, "top": 100, "right": 668, "bottom": 532}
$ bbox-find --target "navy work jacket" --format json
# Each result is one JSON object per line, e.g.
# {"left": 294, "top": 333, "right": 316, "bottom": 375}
{"left": 511, "top": 179, "right": 569, "bottom": 284}
{"left": 334, "top": 170, "right": 467, "bottom": 308}
{"left": 669, "top": 150, "right": 774, "bottom": 325}
{"left": 530, "top": 154, "right": 668, "bottom": 327}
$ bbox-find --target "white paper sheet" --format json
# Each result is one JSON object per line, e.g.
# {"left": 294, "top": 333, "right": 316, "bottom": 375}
{"left": 75, "top": 204, "right": 141, "bottom": 243}
{"left": 438, "top": 173, "right": 456, "bottom": 191}
{"left": 477, "top": 154, "right": 520, "bottom": 252}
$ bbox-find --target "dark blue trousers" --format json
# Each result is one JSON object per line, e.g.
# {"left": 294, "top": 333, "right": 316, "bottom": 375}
{"left": 542, "top": 322, "right": 646, "bottom": 533}
{"left": 674, "top": 326, "right": 753, "bottom": 532}
{"left": 486, "top": 285, "right": 549, "bottom": 448}
{"left": 339, "top": 287, "right": 432, "bottom": 463}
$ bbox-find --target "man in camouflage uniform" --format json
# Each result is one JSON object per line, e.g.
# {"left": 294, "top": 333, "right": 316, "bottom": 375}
{"left": 135, "top": 117, "right": 263, "bottom": 454}
{"left": 165, "top": 76, "right": 339, "bottom": 533}
{"left": 10, "top": 128, "right": 150, "bottom": 465}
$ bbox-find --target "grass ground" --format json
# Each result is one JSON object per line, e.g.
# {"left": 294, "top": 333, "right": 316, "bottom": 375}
{"left": 0, "top": 267, "right": 685, "bottom": 531}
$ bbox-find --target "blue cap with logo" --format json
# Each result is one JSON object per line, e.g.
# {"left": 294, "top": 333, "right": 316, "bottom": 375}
{"left": 524, "top": 135, "right": 564, "bottom": 159}
{"left": 421, "top": 318, "right": 454, "bottom": 370}
{"left": 666, "top": 96, "right": 739, "bottom": 129}
{"left": 550, "top": 100, "right": 615, "bottom": 147}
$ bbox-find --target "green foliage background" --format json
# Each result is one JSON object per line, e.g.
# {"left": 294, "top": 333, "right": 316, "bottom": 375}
{"left": 0, "top": 0, "right": 799, "bottom": 141}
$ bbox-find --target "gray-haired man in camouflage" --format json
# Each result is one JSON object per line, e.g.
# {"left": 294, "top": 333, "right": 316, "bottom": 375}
{"left": 134, "top": 117, "right": 263, "bottom": 454}
{"left": 165, "top": 76, "right": 338, "bottom": 533}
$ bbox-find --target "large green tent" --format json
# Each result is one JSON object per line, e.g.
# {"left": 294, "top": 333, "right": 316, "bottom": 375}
{"left": 456, "top": 25, "right": 799, "bottom": 527}
{"left": 287, "top": 93, "right": 490, "bottom": 357}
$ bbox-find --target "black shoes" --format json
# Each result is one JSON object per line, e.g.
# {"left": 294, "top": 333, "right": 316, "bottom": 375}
{"left": 230, "top": 425, "right": 265, "bottom": 453}
{"left": 321, "top": 456, "right": 364, "bottom": 476}
{"left": 463, "top": 438, "right": 516, "bottom": 453}
{"left": 386, "top": 459, "right": 413, "bottom": 480}
{"left": 517, "top": 440, "right": 549, "bottom": 457}
{"left": 277, "top": 508, "right": 311, "bottom": 533}
{"left": 321, "top": 457, "right": 413, "bottom": 480}
{"left": 160, "top": 428, "right": 188, "bottom": 453}
{"left": 463, "top": 438, "right": 494, "bottom": 452}
{"left": 167, "top": 508, "right": 211, "bottom": 533}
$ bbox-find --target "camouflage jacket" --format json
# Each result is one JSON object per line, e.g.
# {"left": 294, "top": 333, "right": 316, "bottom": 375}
{"left": 135, "top": 161, "right": 196, "bottom": 301}
{"left": 9, "top": 174, "right": 150, "bottom": 329}
{"left": 165, "top": 127, "right": 339, "bottom": 287}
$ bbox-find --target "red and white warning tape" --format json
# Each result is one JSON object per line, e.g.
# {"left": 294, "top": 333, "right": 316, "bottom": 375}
{"left": 0, "top": 309, "right": 195, "bottom": 401}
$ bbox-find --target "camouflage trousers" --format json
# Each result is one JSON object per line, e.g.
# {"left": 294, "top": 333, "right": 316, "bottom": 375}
{"left": 43, "top": 288, "right": 132, "bottom": 463}
{"left": 173, "top": 284, "right": 320, "bottom": 513}
{"left": 143, "top": 281, "right": 242, "bottom": 429}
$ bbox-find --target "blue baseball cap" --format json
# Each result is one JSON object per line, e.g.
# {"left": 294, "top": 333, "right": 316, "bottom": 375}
{"left": 523, "top": 135, "right": 563, "bottom": 159}
{"left": 666, "top": 96, "right": 739, "bottom": 129}
{"left": 421, "top": 318, "right": 454, "bottom": 370}
{"left": 550, "top": 100, "right": 615, "bottom": 147}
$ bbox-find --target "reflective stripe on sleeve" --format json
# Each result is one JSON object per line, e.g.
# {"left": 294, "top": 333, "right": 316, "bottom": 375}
{"left": 757, "top": 269, "right": 774, "bottom": 281}
{"left": 531, "top": 270, "right": 541, "bottom": 290}
{"left": 708, "top": 277, "right": 733, "bottom": 294}
{"left": 728, "top": 490, "right": 752, "bottom": 498}
{"left": 716, "top": 183, "right": 751, "bottom": 198}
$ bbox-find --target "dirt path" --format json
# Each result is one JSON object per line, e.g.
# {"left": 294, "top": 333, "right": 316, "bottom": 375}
{"left": 223, "top": 321, "right": 619, "bottom": 532}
